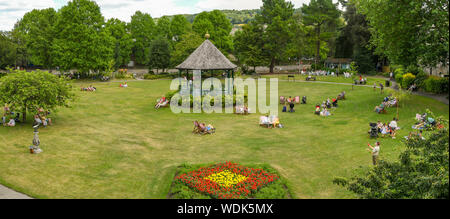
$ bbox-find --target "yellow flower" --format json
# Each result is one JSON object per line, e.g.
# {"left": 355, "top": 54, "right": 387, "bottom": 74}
{"left": 204, "top": 170, "right": 247, "bottom": 187}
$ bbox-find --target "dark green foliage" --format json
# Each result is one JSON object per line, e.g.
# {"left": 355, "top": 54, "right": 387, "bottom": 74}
{"left": 334, "top": 125, "right": 449, "bottom": 199}
{"left": 148, "top": 37, "right": 171, "bottom": 73}
{"left": 0, "top": 32, "right": 16, "bottom": 69}
{"left": 424, "top": 77, "right": 449, "bottom": 94}
{"left": 357, "top": 0, "right": 449, "bottom": 68}
{"left": 301, "top": 0, "right": 341, "bottom": 67}
{"left": 192, "top": 10, "right": 233, "bottom": 53}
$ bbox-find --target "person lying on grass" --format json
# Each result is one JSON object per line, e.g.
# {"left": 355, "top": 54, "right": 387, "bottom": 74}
{"left": 155, "top": 97, "right": 168, "bottom": 109}
{"left": 235, "top": 105, "right": 249, "bottom": 114}
{"left": 193, "top": 121, "right": 215, "bottom": 134}
{"left": 81, "top": 85, "right": 96, "bottom": 91}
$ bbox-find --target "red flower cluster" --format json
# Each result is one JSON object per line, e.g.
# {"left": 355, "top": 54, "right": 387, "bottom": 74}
{"left": 175, "top": 162, "right": 279, "bottom": 199}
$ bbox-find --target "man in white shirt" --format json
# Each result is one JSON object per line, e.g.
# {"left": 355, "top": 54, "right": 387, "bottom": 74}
{"left": 389, "top": 118, "right": 398, "bottom": 130}
{"left": 368, "top": 142, "right": 381, "bottom": 165}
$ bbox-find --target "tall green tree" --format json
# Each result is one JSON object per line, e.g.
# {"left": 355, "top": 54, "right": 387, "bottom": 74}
{"left": 105, "top": 18, "right": 133, "bottom": 69}
{"left": 335, "top": 0, "right": 377, "bottom": 73}
{"left": 0, "top": 31, "right": 17, "bottom": 69}
{"left": 171, "top": 32, "right": 203, "bottom": 67}
{"left": 170, "top": 15, "right": 191, "bottom": 43}
{"left": 148, "top": 37, "right": 171, "bottom": 73}
{"left": 52, "top": 0, "right": 114, "bottom": 73}
{"left": 15, "top": 8, "right": 57, "bottom": 70}
{"left": 192, "top": 10, "right": 233, "bottom": 53}
{"left": 0, "top": 70, "right": 75, "bottom": 122}
{"left": 130, "top": 11, "right": 156, "bottom": 65}
{"left": 233, "top": 22, "right": 268, "bottom": 72}
{"left": 356, "top": 0, "right": 449, "bottom": 68}
{"left": 301, "top": 0, "right": 341, "bottom": 68}
{"left": 334, "top": 125, "right": 449, "bottom": 199}
{"left": 155, "top": 16, "right": 172, "bottom": 41}
{"left": 254, "top": 0, "right": 296, "bottom": 73}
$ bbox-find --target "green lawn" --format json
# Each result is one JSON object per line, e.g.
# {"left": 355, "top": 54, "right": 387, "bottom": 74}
{"left": 0, "top": 79, "right": 448, "bottom": 199}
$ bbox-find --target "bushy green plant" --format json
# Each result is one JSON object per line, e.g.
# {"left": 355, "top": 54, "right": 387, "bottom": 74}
{"left": 395, "top": 73, "right": 404, "bottom": 85}
{"left": 401, "top": 73, "right": 416, "bottom": 89}
{"left": 405, "top": 65, "right": 423, "bottom": 75}
{"left": 414, "top": 72, "right": 429, "bottom": 89}
{"left": 424, "top": 76, "right": 449, "bottom": 94}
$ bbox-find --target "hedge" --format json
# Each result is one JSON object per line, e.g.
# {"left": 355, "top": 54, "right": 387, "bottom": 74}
{"left": 423, "top": 77, "right": 449, "bottom": 94}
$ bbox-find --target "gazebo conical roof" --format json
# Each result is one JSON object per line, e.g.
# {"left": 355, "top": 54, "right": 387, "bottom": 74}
{"left": 176, "top": 40, "right": 237, "bottom": 70}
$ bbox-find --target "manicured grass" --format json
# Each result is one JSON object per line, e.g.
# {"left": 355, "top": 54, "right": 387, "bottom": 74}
{"left": 0, "top": 79, "right": 448, "bottom": 199}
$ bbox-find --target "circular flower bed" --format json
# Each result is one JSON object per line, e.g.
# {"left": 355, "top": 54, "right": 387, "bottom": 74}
{"left": 172, "top": 162, "right": 289, "bottom": 199}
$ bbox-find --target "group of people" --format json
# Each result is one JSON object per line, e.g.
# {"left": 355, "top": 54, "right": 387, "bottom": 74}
{"left": 374, "top": 95, "right": 398, "bottom": 114}
{"left": 193, "top": 121, "right": 215, "bottom": 134}
{"left": 34, "top": 108, "right": 52, "bottom": 127}
{"left": 412, "top": 112, "right": 440, "bottom": 130}
{"left": 119, "top": 82, "right": 128, "bottom": 88}
{"left": 356, "top": 75, "right": 368, "bottom": 85}
{"left": 81, "top": 85, "right": 97, "bottom": 92}
{"left": 235, "top": 105, "right": 250, "bottom": 115}
{"left": 259, "top": 115, "right": 282, "bottom": 128}
{"left": 1, "top": 104, "right": 19, "bottom": 127}
{"left": 369, "top": 118, "right": 400, "bottom": 139}
{"left": 315, "top": 94, "right": 342, "bottom": 117}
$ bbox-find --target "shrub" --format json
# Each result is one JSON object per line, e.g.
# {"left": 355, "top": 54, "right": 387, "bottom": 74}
{"left": 405, "top": 65, "right": 423, "bottom": 75}
{"left": 424, "top": 76, "right": 449, "bottom": 94}
{"left": 395, "top": 73, "right": 404, "bottom": 85}
{"left": 401, "top": 73, "right": 416, "bottom": 89}
{"left": 414, "top": 72, "right": 429, "bottom": 89}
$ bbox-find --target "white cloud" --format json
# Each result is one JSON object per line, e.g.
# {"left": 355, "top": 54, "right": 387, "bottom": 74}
{"left": 0, "top": 0, "right": 56, "bottom": 31}
{"left": 194, "top": 0, "right": 311, "bottom": 11}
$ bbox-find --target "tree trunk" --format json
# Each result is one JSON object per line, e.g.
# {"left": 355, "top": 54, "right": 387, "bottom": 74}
{"left": 315, "top": 25, "right": 321, "bottom": 70}
{"left": 269, "top": 57, "right": 275, "bottom": 74}
{"left": 22, "top": 110, "right": 26, "bottom": 123}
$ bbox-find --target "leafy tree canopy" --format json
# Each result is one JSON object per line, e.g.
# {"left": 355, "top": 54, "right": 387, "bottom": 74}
{"left": 0, "top": 70, "right": 76, "bottom": 122}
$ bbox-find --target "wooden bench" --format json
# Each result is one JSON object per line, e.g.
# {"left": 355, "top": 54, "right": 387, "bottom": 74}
{"left": 288, "top": 75, "right": 295, "bottom": 82}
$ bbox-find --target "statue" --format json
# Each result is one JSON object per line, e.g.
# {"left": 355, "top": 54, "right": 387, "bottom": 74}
{"left": 30, "top": 124, "right": 43, "bottom": 154}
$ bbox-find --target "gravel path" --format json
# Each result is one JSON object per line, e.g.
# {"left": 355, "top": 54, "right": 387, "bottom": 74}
{"left": 0, "top": 184, "right": 32, "bottom": 199}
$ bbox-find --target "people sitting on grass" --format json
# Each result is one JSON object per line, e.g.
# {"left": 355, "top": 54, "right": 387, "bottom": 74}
{"left": 155, "top": 97, "right": 169, "bottom": 109}
{"left": 289, "top": 102, "right": 295, "bottom": 113}
{"left": 337, "top": 91, "right": 346, "bottom": 100}
{"left": 301, "top": 96, "right": 307, "bottom": 104}
{"left": 235, "top": 105, "right": 250, "bottom": 115}
{"left": 193, "top": 121, "right": 215, "bottom": 134}
{"left": 326, "top": 99, "right": 332, "bottom": 109}
{"left": 259, "top": 115, "right": 282, "bottom": 128}
{"left": 35, "top": 108, "right": 52, "bottom": 127}
{"left": 332, "top": 98, "right": 338, "bottom": 108}
{"left": 6, "top": 118, "right": 15, "bottom": 127}
{"left": 81, "top": 85, "right": 96, "bottom": 92}
{"left": 314, "top": 104, "right": 321, "bottom": 115}
{"left": 374, "top": 102, "right": 386, "bottom": 114}
{"left": 119, "top": 82, "right": 128, "bottom": 88}
{"left": 320, "top": 108, "right": 332, "bottom": 117}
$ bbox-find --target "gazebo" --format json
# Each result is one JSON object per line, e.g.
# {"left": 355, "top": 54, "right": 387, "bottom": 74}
{"left": 176, "top": 34, "right": 237, "bottom": 94}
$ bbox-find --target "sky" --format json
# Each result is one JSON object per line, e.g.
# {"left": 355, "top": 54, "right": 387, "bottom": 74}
{"left": 0, "top": 0, "right": 314, "bottom": 31}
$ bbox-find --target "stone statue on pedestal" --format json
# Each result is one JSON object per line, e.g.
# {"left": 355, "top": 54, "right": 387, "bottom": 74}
{"left": 30, "top": 124, "right": 43, "bottom": 154}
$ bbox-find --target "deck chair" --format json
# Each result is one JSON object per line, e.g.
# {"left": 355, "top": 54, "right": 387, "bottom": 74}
{"left": 294, "top": 96, "right": 300, "bottom": 104}
{"left": 193, "top": 121, "right": 201, "bottom": 133}
{"left": 280, "top": 96, "right": 285, "bottom": 104}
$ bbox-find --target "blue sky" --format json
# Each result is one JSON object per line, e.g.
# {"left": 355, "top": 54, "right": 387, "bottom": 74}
{"left": 0, "top": 0, "right": 312, "bottom": 31}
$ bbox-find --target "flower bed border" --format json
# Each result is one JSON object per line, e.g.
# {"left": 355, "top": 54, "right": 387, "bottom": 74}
{"left": 168, "top": 162, "right": 294, "bottom": 199}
